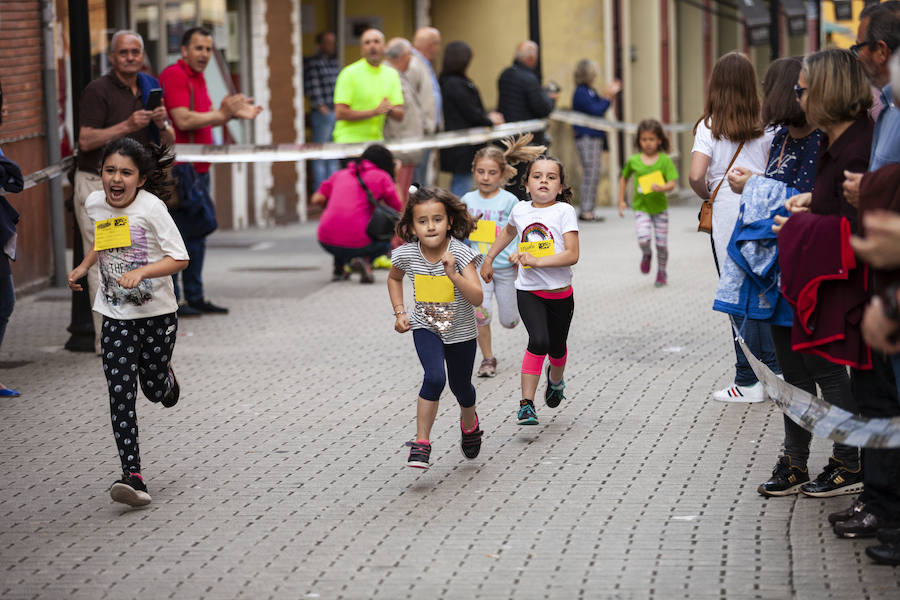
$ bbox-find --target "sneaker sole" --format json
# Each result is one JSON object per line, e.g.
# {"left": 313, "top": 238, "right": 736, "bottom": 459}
{"left": 406, "top": 461, "right": 430, "bottom": 469}
{"left": 757, "top": 482, "right": 807, "bottom": 497}
{"left": 712, "top": 395, "right": 767, "bottom": 403}
{"left": 801, "top": 482, "right": 865, "bottom": 498}
{"left": 109, "top": 483, "right": 152, "bottom": 507}
{"left": 517, "top": 417, "right": 539, "bottom": 425}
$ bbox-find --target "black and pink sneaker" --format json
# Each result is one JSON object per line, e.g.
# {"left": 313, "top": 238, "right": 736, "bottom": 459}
{"left": 460, "top": 414, "right": 483, "bottom": 459}
{"left": 405, "top": 440, "right": 431, "bottom": 469}
{"left": 109, "top": 472, "right": 152, "bottom": 506}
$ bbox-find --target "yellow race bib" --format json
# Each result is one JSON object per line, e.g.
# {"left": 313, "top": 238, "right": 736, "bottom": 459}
{"left": 414, "top": 274, "right": 455, "bottom": 303}
{"left": 518, "top": 239, "right": 554, "bottom": 268}
{"left": 469, "top": 219, "right": 497, "bottom": 243}
{"left": 637, "top": 171, "right": 666, "bottom": 194}
{"left": 94, "top": 216, "right": 132, "bottom": 251}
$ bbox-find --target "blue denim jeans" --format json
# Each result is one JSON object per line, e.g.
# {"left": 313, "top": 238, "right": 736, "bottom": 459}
{"left": 0, "top": 273, "right": 14, "bottom": 348}
{"left": 450, "top": 174, "right": 473, "bottom": 198}
{"left": 412, "top": 149, "right": 431, "bottom": 186}
{"left": 173, "top": 237, "right": 206, "bottom": 303}
{"left": 310, "top": 109, "right": 339, "bottom": 192}
{"left": 731, "top": 315, "right": 781, "bottom": 386}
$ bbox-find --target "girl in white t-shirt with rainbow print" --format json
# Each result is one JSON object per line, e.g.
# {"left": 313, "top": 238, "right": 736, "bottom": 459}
{"left": 481, "top": 156, "right": 580, "bottom": 425}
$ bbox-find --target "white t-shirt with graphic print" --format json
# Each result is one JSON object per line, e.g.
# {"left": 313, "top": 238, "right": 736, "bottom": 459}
{"left": 85, "top": 189, "right": 189, "bottom": 320}
{"left": 506, "top": 200, "right": 579, "bottom": 291}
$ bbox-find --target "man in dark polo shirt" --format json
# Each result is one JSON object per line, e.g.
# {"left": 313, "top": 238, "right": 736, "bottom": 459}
{"left": 159, "top": 26, "right": 261, "bottom": 316}
{"left": 75, "top": 30, "right": 174, "bottom": 351}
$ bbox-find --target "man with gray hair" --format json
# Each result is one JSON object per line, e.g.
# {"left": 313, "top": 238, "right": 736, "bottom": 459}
{"left": 384, "top": 37, "right": 426, "bottom": 202}
{"left": 74, "top": 30, "right": 175, "bottom": 351}
{"left": 408, "top": 27, "right": 442, "bottom": 185}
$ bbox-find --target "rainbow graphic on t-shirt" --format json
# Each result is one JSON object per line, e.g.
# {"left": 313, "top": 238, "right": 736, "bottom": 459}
{"left": 521, "top": 222, "right": 553, "bottom": 242}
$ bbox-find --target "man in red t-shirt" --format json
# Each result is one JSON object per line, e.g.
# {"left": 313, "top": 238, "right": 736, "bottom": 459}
{"left": 159, "top": 26, "right": 261, "bottom": 316}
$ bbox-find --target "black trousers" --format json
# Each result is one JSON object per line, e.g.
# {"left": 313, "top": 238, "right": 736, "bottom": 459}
{"left": 516, "top": 290, "right": 574, "bottom": 360}
{"left": 853, "top": 351, "right": 900, "bottom": 520}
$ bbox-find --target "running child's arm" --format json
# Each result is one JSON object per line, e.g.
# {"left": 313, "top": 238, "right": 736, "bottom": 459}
{"left": 388, "top": 266, "right": 410, "bottom": 333}
{"left": 66, "top": 249, "right": 99, "bottom": 291}
{"left": 617, "top": 176, "right": 628, "bottom": 218}
{"left": 118, "top": 256, "right": 188, "bottom": 289}
{"left": 481, "top": 223, "right": 517, "bottom": 283}
{"left": 442, "top": 252, "right": 483, "bottom": 307}
{"left": 518, "top": 231, "right": 579, "bottom": 268}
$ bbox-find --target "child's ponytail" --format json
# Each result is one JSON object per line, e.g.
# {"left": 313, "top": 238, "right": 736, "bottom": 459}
{"left": 100, "top": 138, "right": 175, "bottom": 204}
{"left": 471, "top": 133, "right": 546, "bottom": 184}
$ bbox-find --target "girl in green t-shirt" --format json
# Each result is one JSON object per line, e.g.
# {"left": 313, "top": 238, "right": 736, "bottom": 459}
{"left": 617, "top": 119, "right": 679, "bottom": 286}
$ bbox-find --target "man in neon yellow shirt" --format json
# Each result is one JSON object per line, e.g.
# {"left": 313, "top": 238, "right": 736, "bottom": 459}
{"left": 333, "top": 29, "right": 405, "bottom": 143}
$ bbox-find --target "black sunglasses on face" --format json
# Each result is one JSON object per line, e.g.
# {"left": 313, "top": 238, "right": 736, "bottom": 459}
{"left": 850, "top": 40, "right": 877, "bottom": 57}
{"left": 794, "top": 84, "right": 806, "bottom": 100}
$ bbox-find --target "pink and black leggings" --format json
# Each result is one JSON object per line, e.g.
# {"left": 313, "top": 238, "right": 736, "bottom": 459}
{"left": 517, "top": 289, "right": 574, "bottom": 375}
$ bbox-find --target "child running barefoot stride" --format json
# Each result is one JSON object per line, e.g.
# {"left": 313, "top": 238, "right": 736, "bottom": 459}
{"left": 482, "top": 156, "right": 579, "bottom": 425}
{"left": 388, "top": 186, "right": 485, "bottom": 469}
{"left": 617, "top": 119, "right": 678, "bottom": 287}
{"left": 460, "top": 135, "right": 545, "bottom": 378}
{"left": 68, "top": 138, "right": 189, "bottom": 506}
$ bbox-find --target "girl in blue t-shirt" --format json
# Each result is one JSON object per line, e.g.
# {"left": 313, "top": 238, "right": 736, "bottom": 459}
{"left": 617, "top": 119, "right": 679, "bottom": 287}
{"left": 460, "top": 136, "right": 543, "bottom": 378}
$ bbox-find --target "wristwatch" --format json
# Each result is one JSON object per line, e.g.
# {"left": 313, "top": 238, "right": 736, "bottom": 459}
{"left": 883, "top": 283, "right": 900, "bottom": 321}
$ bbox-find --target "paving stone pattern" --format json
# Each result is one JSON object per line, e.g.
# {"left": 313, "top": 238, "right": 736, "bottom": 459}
{"left": 1, "top": 207, "right": 898, "bottom": 599}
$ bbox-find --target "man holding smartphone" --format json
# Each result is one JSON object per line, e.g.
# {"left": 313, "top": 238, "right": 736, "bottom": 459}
{"left": 74, "top": 30, "right": 174, "bottom": 352}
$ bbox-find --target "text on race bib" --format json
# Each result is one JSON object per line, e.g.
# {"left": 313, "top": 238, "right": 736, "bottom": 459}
{"left": 414, "top": 274, "right": 455, "bottom": 303}
{"left": 94, "top": 216, "right": 132, "bottom": 251}
{"left": 518, "top": 239, "right": 554, "bottom": 268}
{"left": 469, "top": 219, "right": 497, "bottom": 243}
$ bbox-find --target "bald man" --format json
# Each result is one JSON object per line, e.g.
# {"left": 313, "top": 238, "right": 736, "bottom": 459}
{"left": 332, "top": 28, "right": 405, "bottom": 144}
{"left": 497, "top": 40, "right": 557, "bottom": 199}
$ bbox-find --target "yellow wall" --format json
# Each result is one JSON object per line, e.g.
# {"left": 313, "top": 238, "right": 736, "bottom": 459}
{"left": 625, "top": 0, "right": 661, "bottom": 125}
{"left": 344, "top": 0, "right": 415, "bottom": 64}
{"left": 823, "top": 0, "right": 865, "bottom": 49}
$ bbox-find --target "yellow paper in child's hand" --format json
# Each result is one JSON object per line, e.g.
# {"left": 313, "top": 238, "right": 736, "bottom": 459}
{"left": 414, "top": 274, "right": 455, "bottom": 302}
{"left": 94, "top": 216, "right": 131, "bottom": 251}
{"left": 469, "top": 219, "right": 497, "bottom": 243}
{"left": 518, "top": 239, "right": 554, "bottom": 268}
{"left": 637, "top": 171, "right": 666, "bottom": 194}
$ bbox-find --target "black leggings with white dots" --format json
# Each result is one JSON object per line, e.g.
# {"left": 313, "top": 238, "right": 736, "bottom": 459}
{"left": 101, "top": 313, "right": 177, "bottom": 475}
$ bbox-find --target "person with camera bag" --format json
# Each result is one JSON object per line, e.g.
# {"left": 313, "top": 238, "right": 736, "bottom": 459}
{"left": 311, "top": 145, "right": 402, "bottom": 284}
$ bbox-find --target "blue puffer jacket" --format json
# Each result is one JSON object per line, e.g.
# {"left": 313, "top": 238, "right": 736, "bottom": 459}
{"left": 713, "top": 175, "right": 795, "bottom": 326}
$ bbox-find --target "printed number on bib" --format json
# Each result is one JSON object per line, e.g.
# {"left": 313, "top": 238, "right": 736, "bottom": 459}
{"left": 414, "top": 274, "right": 455, "bottom": 303}
{"left": 469, "top": 219, "right": 497, "bottom": 243}
{"left": 518, "top": 240, "right": 554, "bottom": 268}
{"left": 94, "top": 216, "right": 131, "bottom": 251}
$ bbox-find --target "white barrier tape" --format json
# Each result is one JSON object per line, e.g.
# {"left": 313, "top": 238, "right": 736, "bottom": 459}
{"left": 18, "top": 113, "right": 697, "bottom": 181}
{"left": 173, "top": 119, "right": 549, "bottom": 163}
{"left": 19, "top": 155, "right": 74, "bottom": 191}
{"left": 740, "top": 338, "right": 900, "bottom": 448}
{"left": 550, "top": 110, "right": 697, "bottom": 134}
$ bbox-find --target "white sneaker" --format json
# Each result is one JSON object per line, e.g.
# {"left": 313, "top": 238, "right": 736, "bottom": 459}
{"left": 712, "top": 381, "right": 768, "bottom": 403}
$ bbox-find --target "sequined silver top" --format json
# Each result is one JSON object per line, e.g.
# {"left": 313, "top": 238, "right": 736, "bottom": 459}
{"left": 391, "top": 237, "right": 482, "bottom": 343}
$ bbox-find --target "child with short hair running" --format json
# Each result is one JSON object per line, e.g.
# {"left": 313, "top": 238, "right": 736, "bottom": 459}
{"left": 460, "top": 135, "right": 545, "bottom": 378}
{"left": 68, "top": 138, "right": 189, "bottom": 507}
{"left": 617, "top": 119, "right": 678, "bottom": 287}
{"left": 388, "top": 186, "right": 485, "bottom": 469}
{"left": 481, "top": 156, "right": 579, "bottom": 425}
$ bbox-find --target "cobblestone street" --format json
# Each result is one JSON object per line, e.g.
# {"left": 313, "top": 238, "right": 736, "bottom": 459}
{"left": 2, "top": 206, "right": 899, "bottom": 599}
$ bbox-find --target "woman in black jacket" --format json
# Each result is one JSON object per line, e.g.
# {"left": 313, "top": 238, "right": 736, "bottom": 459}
{"left": 439, "top": 41, "right": 503, "bottom": 198}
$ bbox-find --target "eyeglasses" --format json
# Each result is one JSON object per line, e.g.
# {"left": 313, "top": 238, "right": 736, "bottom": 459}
{"left": 793, "top": 84, "right": 807, "bottom": 100}
{"left": 850, "top": 40, "right": 877, "bottom": 57}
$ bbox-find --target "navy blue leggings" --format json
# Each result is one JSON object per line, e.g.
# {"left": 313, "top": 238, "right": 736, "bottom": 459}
{"left": 412, "top": 328, "right": 477, "bottom": 407}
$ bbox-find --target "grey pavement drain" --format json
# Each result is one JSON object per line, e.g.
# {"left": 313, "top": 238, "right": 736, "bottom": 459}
{"left": 230, "top": 266, "right": 321, "bottom": 272}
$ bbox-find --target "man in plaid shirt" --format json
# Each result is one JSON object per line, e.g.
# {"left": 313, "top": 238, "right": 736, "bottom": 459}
{"left": 304, "top": 31, "right": 340, "bottom": 191}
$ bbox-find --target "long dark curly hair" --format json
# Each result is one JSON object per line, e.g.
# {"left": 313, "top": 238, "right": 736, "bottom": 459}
{"left": 100, "top": 138, "right": 175, "bottom": 204}
{"left": 395, "top": 186, "right": 477, "bottom": 242}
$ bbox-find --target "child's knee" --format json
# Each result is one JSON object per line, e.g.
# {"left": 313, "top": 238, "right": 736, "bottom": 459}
{"left": 419, "top": 372, "right": 446, "bottom": 401}
{"left": 501, "top": 317, "right": 519, "bottom": 329}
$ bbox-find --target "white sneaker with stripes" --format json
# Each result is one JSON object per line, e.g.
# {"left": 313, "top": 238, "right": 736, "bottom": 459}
{"left": 712, "top": 381, "right": 768, "bottom": 403}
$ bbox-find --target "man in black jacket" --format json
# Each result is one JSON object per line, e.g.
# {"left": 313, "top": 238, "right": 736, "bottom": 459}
{"left": 497, "top": 41, "right": 557, "bottom": 199}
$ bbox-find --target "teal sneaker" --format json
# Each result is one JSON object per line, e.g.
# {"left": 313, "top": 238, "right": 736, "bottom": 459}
{"left": 517, "top": 400, "right": 538, "bottom": 425}
{"left": 544, "top": 364, "right": 566, "bottom": 408}
{"left": 372, "top": 255, "right": 393, "bottom": 269}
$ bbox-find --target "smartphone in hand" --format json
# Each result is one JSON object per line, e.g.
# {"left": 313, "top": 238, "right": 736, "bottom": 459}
{"left": 145, "top": 88, "right": 163, "bottom": 110}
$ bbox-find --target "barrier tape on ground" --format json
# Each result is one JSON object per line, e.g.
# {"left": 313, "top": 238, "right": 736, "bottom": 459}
{"left": 740, "top": 338, "right": 900, "bottom": 448}
{"left": 17, "top": 112, "right": 696, "bottom": 184}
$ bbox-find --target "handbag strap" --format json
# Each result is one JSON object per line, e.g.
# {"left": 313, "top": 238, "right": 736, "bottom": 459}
{"left": 354, "top": 162, "right": 379, "bottom": 208}
{"left": 709, "top": 141, "right": 745, "bottom": 204}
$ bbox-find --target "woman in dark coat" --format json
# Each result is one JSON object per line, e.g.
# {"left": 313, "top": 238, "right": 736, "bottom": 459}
{"left": 438, "top": 41, "right": 503, "bottom": 198}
